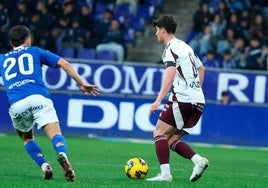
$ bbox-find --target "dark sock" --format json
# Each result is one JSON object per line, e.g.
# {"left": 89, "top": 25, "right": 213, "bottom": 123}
{"left": 154, "top": 136, "right": 169, "bottom": 164}
{"left": 170, "top": 140, "right": 195, "bottom": 159}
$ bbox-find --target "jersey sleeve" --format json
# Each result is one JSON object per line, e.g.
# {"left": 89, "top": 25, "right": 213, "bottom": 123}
{"left": 163, "top": 48, "right": 176, "bottom": 68}
{"left": 194, "top": 54, "right": 203, "bottom": 68}
{"left": 39, "top": 48, "right": 61, "bottom": 68}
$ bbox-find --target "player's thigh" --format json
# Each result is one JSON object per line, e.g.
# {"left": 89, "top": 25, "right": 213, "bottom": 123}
{"left": 9, "top": 97, "right": 35, "bottom": 132}
{"left": 154, "top": 119, "right": 177, "bottom": 138}
{"left": 156, "top": 101, "right": 178, "bottom": 137}
{"left": 31, "top": 95, "right": 59, "bottom": 130}
{"left": 172, "top": 102, "right": 204, "bottom": 129}
{"left": 183, "top": 103, "right": 204, "bottom": 129}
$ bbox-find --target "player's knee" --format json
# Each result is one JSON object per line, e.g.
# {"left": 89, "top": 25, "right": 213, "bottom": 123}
{"left": 168, "top": 137, "right": 177, "bottom": 148}
{"left": 167, "top": 134, "right": 181, "bottom": 148}
{"left": 20, "top": 133, "right": 34, "bottom": 142}
{"left": 153, "top": 129, "right": 164, "bottom": 138}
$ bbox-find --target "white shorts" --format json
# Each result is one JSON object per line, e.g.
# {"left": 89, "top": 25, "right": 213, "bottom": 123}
{"left": 9, "top": 94, "right": 59, "bottom": 132}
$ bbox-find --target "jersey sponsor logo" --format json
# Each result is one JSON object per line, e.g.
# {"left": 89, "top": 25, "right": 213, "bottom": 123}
{"left": 15, "top": 105, "right": 44, "bottom": 118}
{"left": 8, "top": 79, "right": 35, "bottom": 89}
{"left": 189, "top": 81, "right": 200, "bottom": 88}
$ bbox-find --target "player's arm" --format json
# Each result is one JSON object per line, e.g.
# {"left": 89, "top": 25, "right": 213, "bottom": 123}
{"left": 194, "top": 53, "right": 205, "bottom": 87}
{"left": 197, "top": 65, "right": 205, "bottom": 87}
{"left": 57, "top": 58, "right": 100, "bottom": 96}
{"left": 150, "top": 64, "right": 176, "bottom": 113}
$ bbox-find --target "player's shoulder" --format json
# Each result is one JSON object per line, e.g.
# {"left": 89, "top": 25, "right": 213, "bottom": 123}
{"left": 17, "top": 46, "right": 39, "bottom": 54}
{"left": 168, "top": 38, "right": 187, "bottom": 49}
{"left": 168, "top": 38, "right": 179, "bottom": 45}
{"left": 0, "top": 52, "right": 5, "bottom": 58}
{"left": 27, "top": 46, "right": 40, "bottom": 51}
{"left": 19, "top": 46, "right": 43, "bottom": 58}
{"left": 0, "top": 50, "right": 13, "bottom": 64}
{"left": 29, "top": 46, "right": 55, "bottom": 57}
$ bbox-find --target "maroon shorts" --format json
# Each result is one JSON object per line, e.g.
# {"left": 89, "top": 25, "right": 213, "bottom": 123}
{"left": 158, "top": 101, "right": 204, "bottom": 130}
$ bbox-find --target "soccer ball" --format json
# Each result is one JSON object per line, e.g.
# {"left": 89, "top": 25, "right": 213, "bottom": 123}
{"left": 124, "top": 158, "right": 149, "bottom": 179}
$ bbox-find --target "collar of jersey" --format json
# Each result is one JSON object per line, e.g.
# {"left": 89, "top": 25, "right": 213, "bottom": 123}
{"left": 13, "top": 45, "right": 28, "bottom": 50}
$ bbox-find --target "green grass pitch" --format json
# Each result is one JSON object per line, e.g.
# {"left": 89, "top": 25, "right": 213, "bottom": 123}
{"left": 0, "top": 133, "right": 267, "bottom": 188}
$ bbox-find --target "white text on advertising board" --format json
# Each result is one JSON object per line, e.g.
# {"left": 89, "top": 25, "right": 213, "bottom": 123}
{"left": 67, "top": 99, "right": 202, "bottom": 135}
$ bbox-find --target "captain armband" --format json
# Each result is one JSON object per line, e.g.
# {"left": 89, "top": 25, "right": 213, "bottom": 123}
{"left": 165, "top": 61, "right": 175, "bottom": 68}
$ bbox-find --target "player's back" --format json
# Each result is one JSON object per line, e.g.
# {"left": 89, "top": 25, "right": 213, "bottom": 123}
{"left": 0, "top": 46, "right": 59, "bottom": 105}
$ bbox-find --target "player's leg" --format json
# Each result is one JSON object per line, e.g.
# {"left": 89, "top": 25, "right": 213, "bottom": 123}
{"left": 147, "top": 101, "right": 178, "bottom": 182}
{"left": 168, "top": 130, "right": 197, "bottom": 160}
{"left": 16, "top": 129, "right": 53, "bottom": 180}
{"left": 43, "top": 122, "right": 67, "bottom": 155}
{"left": 9, "top": 96, "right": 53, "bottom": 180}
{"left": 43, "top": 122, "right": 75, "bottom": 182}
{"left": 32, "top": 95, "right": 75, "bottom": 181}
{"left": 169, "top": 132, "right": 208, "bottom": 182}
{"left": 186, "top": 104, "right": 209, "bottom": 182}
{"left": 168, "top": 129, "right": 195, "bottom": 158}
{"left": 169, "top": 102, "right": 209, "bottom": 182}
{"left": 146, "top": 119, "right": 174, "bottom": 182}
{"left": 33, "top": 97, "right": 68, "bottom": 157}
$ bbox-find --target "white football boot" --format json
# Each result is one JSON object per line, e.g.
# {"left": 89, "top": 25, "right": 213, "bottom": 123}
{"left": 189, "top": 157, "right": 209, "bottom": 182}
{"left": 146, "top": 173, "right": 173, "bottom": 182}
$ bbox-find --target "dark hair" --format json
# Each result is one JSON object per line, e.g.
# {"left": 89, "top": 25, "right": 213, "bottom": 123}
{"left": 9, "top": 25, "right": 31, "bottom": 47}
{"left": 152, "top": 15, "right": 177, "bottom": 34}
{"left": 223, "top": 49, "right": 231, "bottom": 55}
{"left": 104, "top": 8, "right": 113, "bottom": 15}
{"left": 221, "top": 91, "right": 229, "bottom": 96}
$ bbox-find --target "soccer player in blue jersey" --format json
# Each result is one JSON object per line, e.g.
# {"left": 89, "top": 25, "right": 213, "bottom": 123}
{"left": 0, "top": 25, "right": 100, "bottom": 181}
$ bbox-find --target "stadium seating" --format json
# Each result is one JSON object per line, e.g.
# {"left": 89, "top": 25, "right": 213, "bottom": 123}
{"left": 59, "top": 47, "right": 75, "bottom": 58}
{"left": 96, "top": 50, "right": 117, "bottom": 61}
{"left": 77, "top": 48, "right": 96, "bottom": 59}
{"left": 136, "top": 5, "right": 155, "bottom": 20}
{"left": 145, "top": 0, "right": 163, "bottom": 9}
{"left": 126, "top": 16, "right": 146, "bottom": 32}
{"left": 55, "top": 36, "right": 62, "bottom": 54}
{"left": 123, "top": 28, "right": 135, "bottom": 44}
{"left": 93, "top": 2, "right": 115, "bottom": 20}
{"left": 114, "top": 3, "right": 133, "bottom": 23}
{"left": 185, "top": 31, "right": 201, "bottom": 44}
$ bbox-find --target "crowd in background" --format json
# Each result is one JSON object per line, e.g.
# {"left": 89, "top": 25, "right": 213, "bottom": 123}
{"left": 1, "top": 0, "right": 268, "bottom": 70}
{"left": 188, "top": 0, "right": 268, "bottom": 71}
{"left": 0, "top": 0, "right": 148, "bottom": 61}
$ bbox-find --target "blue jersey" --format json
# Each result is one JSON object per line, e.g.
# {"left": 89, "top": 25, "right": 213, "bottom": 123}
{"left": 0, "top": 46, "right": 60, "bottom": 106}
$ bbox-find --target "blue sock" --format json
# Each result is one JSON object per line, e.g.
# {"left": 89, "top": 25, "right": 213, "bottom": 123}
{"left": 52, "top": 134, "right": 67, "bottom": 155}
{"left": 24, "top": 140, "right": 46, "bottom": 167}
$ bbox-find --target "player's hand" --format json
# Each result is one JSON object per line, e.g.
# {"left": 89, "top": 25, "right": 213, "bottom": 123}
{"left": 80, "top": 84, "right": 100, "bottom": 96}
{"left": 149, "top": 101, "right": 161, "bottom": 113}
